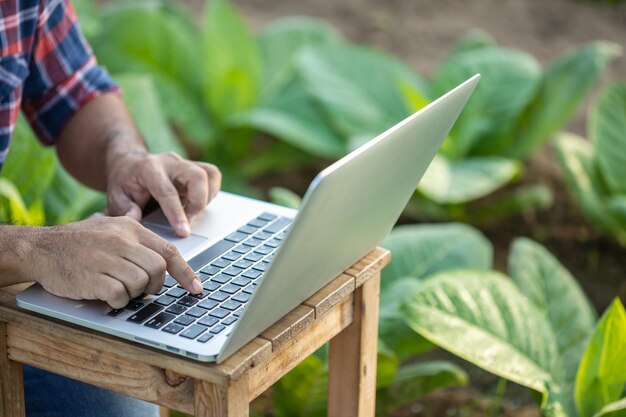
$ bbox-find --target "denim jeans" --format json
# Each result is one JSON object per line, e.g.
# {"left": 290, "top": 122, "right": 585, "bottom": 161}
{"left": 24, "top": 365, "right": 159, "bottom": 417}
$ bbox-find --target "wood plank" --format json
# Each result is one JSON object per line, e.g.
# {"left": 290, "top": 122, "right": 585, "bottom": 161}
{"left": 248, "top": 294, "right": 354, "bottom": 400}
{"left": 195, "top": 376, "right": 249, "bottom": 417}
{"left": 304, "top": 274, "right": 355, "bottom": 318}
{"left": 7, "top": 324, "right": 195, "bottom": 414}
{"left": 0, "top": 321, "right": 25, "bottom": 417}
{"left": 260, "top": 305, "right": 314, "bottom": 350}
{"left": 344, "top": 248, "right": 391, "bottom": 287}
{"left": 328, "top": 273, "right": 381, "bottom": 417}
{"left": 212, "top": 337, "right": 272, "bottom": 382}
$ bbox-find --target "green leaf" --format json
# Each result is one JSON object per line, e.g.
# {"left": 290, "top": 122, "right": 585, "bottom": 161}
{"left": 376, "top": 360, "right": 468, "bottom": 416}
{"left": 449, "top": 30, "right": 497, "bottom": 55}
{"left": 0, "top": 178, "right": 42, "bottom": 225}
{"left": 592, "top": 81, "right": 626, "bottom": 195}
{"left": 417, "top": 155, "right": 521, "bottom": 204}
{"left": 257, "top": 17, "right": 343, "bottom": 100}
{"left": 606, "top": 195, "right": 626, "bottom": 228}
{"left": 296, "top": 44, "right": 427, "bottom": 139}
{"left": 93, "top": 2, "right": 207, "bottom": 139}
{"left": 381, "top": 223, "right": 493, "bottom": 284}
{"left": 273, "top": 355, "right": 327, "bottom": 417}
{"left": 575, "top": 299, "right": 626, "bottom": 417}
{"left": 0, "top": 116, "right": 56, "bottom": 207}
{"left": 433, "top": 47, "right": 541, "bottom": 158}
{"left": 202, "top": 0, "right": 261, "bottom": 120}
{"left": 554, "top": 133, "right": 626, "bottom": 245}
{"left": 232, "top": 78, "right": 346, "bottom": 157}
{"left": 509, "top": 238, "right": 596, "bottom": 415}
{"left": 268, "top": 187, "right": 302, "bottom": 209}
{"left": 594, "top": 398, "right": 626, "bottom": 417}
{"left": 376, "top": 342, "right": 400, "bottom": 389}
{"left": 509, "top": 42, "right": 621, "bottom": 159}
{"left": 401, "top": 270, "right": 558, "bottom": 400}
{"left": 44, "top": 166, "right": 105, "bottom": 225}
{"left": 115, "top": 74, "right": 187, "bottom": 156}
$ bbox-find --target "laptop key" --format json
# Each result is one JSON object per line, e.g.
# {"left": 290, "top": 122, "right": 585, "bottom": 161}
{"left": 264, "top": 217, "right": 292, "bottom": 233}
{"left": 221, "top": 284, "right": 240, "bottom": 295}
{"left": 232, "top": 245, "right": 252, "bottom": 254}
{"left": 242, "top": 286, "right": 255, "bottom": 295}
{"left": 211, "top": 258, "right": 230, "bottom": 268}
{"left": 208, "top": 291, "right": 229, "bottom": 302}
{"left": 209, "top": 308, "right": 230, "bottom": 319}
{"left": 253, "top": 262, "right": 270, "bottom": 272}
{"left": 200, "top": 265, "right": 221, "bottom": 276}
{"left": 231, "top": 277, "right": 252, "bottom": 287}
{"left": 203, "top": 281, "right": 220, "bottom": 291}
{"left": 253, "top": 231, "right": 271, "bottom": 240}
{"left": 189, "top": 290, "right": 209, "bottom": 299}
{"left": 223, "top": 316, "right": 238, "bottom": 326}
{"left": 222, "top": 251, "right": 241, "bottom": 261}
{"left": 198, "top": 299, "right": 219, "bottom": 310}
{"left": 265, "top": 239, "right": 281, "bottom": 249}
{"left": 224, "top": 231, "right": 248, "bottom": 243}
{"left": 107, "top": 308, "right": 124, "bottom": 317}
{"left": 162, "top": 323, "right": 184, "bottom": 334}
{"left": 163, "top": 275, "right": 177, "bottom": 288}
{"left": 165, "top": 304, "right": 187, "bottom": 315}
{"left": 233, "top": 259, "right": 253, "bottom": 269}
{"left": 198, "top": 333, "right": 214, "bottom": 343}
{"left": 167, "top": 287, "right": 186, "bottom": 298}
{"left": 177, "top": 296, "right": 199, "bottom": 307}
{"left": 243, "top": 252, "right": 263, "bottom": 262}
{"left": 247, "top": 218, "right": 268, "bottom": 228}
{"left": 156, "top": 286, "right": 168, "bottom": 296}
{"left": 154, "top": 295, "right": 176, "bottom": 307}
{"left": 210, "top": 325, "right": 226, "bottom": 334}
{"left": 127, "top": 304, "right": 162, "bottom": 324}
{"left": 257, "top": 212, "right": 277, "bottom": 222}
{"left": 127, "top": 300, "right": 144, "bottom": 310}
{"left": 145, "top": 312, "right": 175, "bottom": 329}
{"left": 186, "top": 307, "right": 207, "bottom": 318}
{"left": 211, "top": 273, "right": 231, "bottom": 284}
{"left": 198, "top": 316, "right": 219, "bottom": 327}
{"left": 237, "top": 225, "right": 257, "bottom": 235}
{"left": 232, "top": 292, "right": 251, "bottom": 303}
{"left": 174, "top": 315, "right": 195, "bottom": 326}
{"left": 222, "top": 300, "right": 242, "bottom": 311}
{"left": 187, "top": 239, "right": 235, "bottom": 271}
{"left": 180, "top": 324, "right": 208, "bottom": 340}
{"left": 242, "top": 269, "right": 262, "bottom": 279}
{"left": 233, "top": 308, "right": 244, "bottom": 317}
{"left": 223, "top": 266, "right": 244, "bottom": 277}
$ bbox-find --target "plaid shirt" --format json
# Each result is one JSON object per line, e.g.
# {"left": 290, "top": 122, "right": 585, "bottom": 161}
{"left": 0, "top": 0, "right": 117, "bottom": 169}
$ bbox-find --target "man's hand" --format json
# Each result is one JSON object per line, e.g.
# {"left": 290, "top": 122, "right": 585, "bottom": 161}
{"left": 106, "top": 151, "right": 221, "bottom": 237}
{"left": 22, "top": 216, "right": 203, "bottom": 309}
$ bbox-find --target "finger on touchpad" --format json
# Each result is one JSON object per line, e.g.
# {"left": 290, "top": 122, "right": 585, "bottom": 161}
{"left": 142, "top": 223, "right": 208, "bottom": 257}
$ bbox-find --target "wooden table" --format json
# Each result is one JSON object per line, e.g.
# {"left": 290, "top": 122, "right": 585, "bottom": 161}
{"left": 0, "top": 247, "right": 390, "bottom": 417}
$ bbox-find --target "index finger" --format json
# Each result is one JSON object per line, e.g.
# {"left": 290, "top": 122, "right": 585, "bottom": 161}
{"left": 136, "top": 227, "right": 202, "bottom": 294}
{"left": 142, "top": 163, "right": 190, "bottom": 237}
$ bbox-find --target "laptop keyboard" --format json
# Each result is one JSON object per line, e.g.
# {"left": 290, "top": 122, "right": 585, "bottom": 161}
{"left": 107, "top": 212, "right": 292, "bottom": 344}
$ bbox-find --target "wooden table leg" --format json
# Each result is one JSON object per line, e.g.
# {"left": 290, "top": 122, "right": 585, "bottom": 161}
{"left": 194, "top": 375, "right": 249, "bottom": 417}
{"left": 328, "top": 272, "right": 381, "bottom": 417}
{"left": 0, "top": 322, "right": 25, "bottom": 417}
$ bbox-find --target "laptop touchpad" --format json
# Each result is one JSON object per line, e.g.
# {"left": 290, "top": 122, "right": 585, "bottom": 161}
{"left": 142, "top": 222, "right": 208, "bottom": 257}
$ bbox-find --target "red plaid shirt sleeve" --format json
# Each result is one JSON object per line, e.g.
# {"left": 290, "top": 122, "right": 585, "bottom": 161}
{"left": 20, "top": 0, "right": 119, "bottom": 145}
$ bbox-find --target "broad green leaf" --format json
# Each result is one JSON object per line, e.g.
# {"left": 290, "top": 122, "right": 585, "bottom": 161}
{"left": 554, "top": 133, "right": 626, "bottom": 245}
{"left": 379, "top": 278, "right": 435, "bottom": 359}
{"left": 1, "top": 116, "right": 56, "bottom": 207}
{"left": 93, "top": 2, "right": 206, "bottom": 138}
{"left": 268, "top": 187, "right": 302, "bottom": 209}
{"left": 592, "top": 81, "right": 626, "bottom": 195}
{"left": 232, "top": 78, "right": 346, "bottom": 157}
{"left": 594, "top": 398, "right": 626, "bottom": 417}
{"left": 273, "top": 355, "right": 327, "bottom": 417}
{"left": 44, "top": 166, "right": 105, "bottom": 225}
{"left": 509, "top": 238, "right": 596, "bottom": 415}
{"left": 433, "top": 47, "right": 541, "bottom": 158}
{"left": 0, "top": 178, "right": 41, "bottom": 225}
{"left": 465, "top": 184, "right": 553, "bottom": 223}
{"left": 381, "top": 223, "right": 492, "bottom": 283}
{"left": 509, "top": 42, "right": 621, "bottom": 159}
{"left": 606, "top": 195, "right": 626, "bottom": 228}
{"left": 401, "top": 270, "right": 558, "bottom": 399}
{"left": 417, "top": 155, "right": 521, "bottom": 204}
{"left": 257, "top": 17, "right": 342, "bottom": 100}
{"left": 202, "top": 0, "right": 261, "bottom": 119}
{"left": 376, "top": 360, "right": 468, "bottom": 416}
{"left": 296, "top": 44, "right": 427, "bottom": 139}
{"left": 115, "top": 74, "right": 186, "bottom": 156}
{"left": 576, "top": 299, "right": 626, "bottom": 417}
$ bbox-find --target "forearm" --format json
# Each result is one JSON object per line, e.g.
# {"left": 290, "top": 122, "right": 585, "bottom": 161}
{"left": 55, "top": 94, "right": 148, "bottom": 192}
{"left": 0, "top": 225, "right": 37, "bottom": 287}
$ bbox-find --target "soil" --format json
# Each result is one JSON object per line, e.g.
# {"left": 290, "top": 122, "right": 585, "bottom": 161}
{"left": 176, "top": 0, "right": 626, "bottom": 415}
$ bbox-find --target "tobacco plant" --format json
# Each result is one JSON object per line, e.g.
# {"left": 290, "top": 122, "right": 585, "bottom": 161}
{"left": 555, "top": 81, "right": 626, "bottom": 246}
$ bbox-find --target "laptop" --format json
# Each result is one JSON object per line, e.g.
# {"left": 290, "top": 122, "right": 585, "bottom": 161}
{"left": 17, "top": 74, "right": 480, "bottom": 363}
